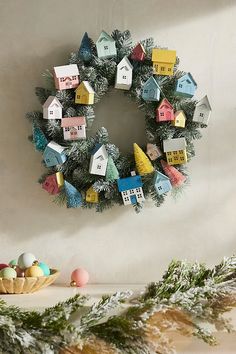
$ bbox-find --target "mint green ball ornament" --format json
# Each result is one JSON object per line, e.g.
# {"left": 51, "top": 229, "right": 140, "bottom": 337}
{"left": 0, "top": 267, "right": 17, "bottom": 279}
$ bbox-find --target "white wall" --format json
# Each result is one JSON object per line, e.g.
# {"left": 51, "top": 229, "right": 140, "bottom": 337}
{"left": 0, "top": 0, "right": 235, "bottom": 284}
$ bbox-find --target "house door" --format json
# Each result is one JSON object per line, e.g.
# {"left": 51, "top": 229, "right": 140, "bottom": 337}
{"left": 82, "top": 95, "right": 87, "bottom": 104}
{"left": 130, "top": 195, "right": 137, "bottom": 205}
{"left": 149, "top": 89, "right": 155, "bottom": 99}
{"left": 65, "top": 79, "right": 72, "bottom": 88}
{"left": 54, "top": 109, "right": 59, "bottom": 118}
{"left": 166, "top": 111, "right": 172, "bottom": 120}
{"left": 70, "top": 127, "right": 77, "bottom": 140}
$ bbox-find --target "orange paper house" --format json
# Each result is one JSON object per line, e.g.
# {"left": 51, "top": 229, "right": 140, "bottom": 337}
{"left": 75, "top": 81, "right": 95, "bottom": 105}
{"left": 152, "top": 49, "right": 176, "bottom": 76}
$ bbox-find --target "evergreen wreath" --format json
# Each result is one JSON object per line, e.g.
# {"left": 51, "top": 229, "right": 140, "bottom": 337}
{"left": 0, "top": 257, "right": 235, "bottom": 354}
{"left": 27, "top": 30, "right": 211, "bottom": 212}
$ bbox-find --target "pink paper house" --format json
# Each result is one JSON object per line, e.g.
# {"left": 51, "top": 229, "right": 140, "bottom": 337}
{"left": 53, "top": 64, "right": 79, "bottom": 90}
{"left": 61, "top": 117, "right": 86, "bottom": 140}
{"left": 156, "top": 98, "right": 174, "bottom": 122}
{"left": 42, "top": 175, "right": 60, "bottom": 195}
{"left": 130, "top": 43, "right": 146, "bottom": 62}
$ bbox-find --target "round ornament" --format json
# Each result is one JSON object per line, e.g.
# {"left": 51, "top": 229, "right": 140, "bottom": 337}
{"left": 9, "top": 259, "right": 18, "bottom": 267}
{"left": 27, "top": 30, "right": 211, "bottom": 213}
{"left": 18, "top": 253, "right": 36, "bottom": 270}
{"left": 0, "top": 264, "right": 8, "bottom": 270}
{"left": 15, "top": 266, "right": 25, "bottom": 277}
{"left": 25, "top": 266, "right": 44, "bottom": 277}
{"left": 71, "top": 268, "right": 89, "bottom": 287}
{"left": 38, "top": 262, "right": 50, "bottom": 276}
{"left": 0, "top": 267, "right": 17, "bottom": 279}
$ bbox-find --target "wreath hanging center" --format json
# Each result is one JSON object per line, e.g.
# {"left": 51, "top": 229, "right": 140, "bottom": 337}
{"left": 27, "top": 30, "right": 212, "bottom": 212}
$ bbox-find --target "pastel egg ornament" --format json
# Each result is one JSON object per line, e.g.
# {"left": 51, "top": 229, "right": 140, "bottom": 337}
{"left": 18, "top": 253, "right": 36, "bottom": 270}
{"left": 0, "top": 267, "right": 17, "bottom": 279}
{"left": 9, "top": 259, "right": 17, "bottom": 267}
{"left": 71, "top": 268, "right": 89, "bottom": 287}
{"left": 25, "top": 266, "right": 44, "bottom": 277}
{"left": 0, "top": 264, "right": 9, "bottom": 270}
{"left": 38, "top": 262, "right": 50, "bottom": 276}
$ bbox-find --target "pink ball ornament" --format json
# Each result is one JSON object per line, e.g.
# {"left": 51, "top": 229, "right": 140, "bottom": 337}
{"left": 0, "top": 264, "right": 8, "bottom": 270}
{"left": 71, "top": 268, "right": 89, "bottom": 287}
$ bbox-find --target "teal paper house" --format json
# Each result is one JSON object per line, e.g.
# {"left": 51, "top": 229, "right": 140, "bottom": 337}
{"left": 43, "top": 141, "right": 67, "bottom": 167}
{"left": 96, "top": 31, "right": 117, "bottom": 59}
{"left": 154, "top": 171, "right": 172, "bottom": 196}
{"left": 175, "top": 73, "right": 197, "bottom": 98}
{"left": 142, "top": 76, "right": 161, "bottom": 101}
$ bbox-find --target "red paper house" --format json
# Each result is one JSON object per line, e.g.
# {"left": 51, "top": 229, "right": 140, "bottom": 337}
{"left": 42, "top": 175, "right": 60, "bottom": 195}
{"left": 130, "top": 43, "right": 146, "bottom": 62}
{"left": 156, "top": 98, "right": 174, "bottom": 122}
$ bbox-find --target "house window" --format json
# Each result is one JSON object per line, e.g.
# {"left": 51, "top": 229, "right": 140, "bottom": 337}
{"left": 137, "top": 193, "right": 143, "bottom": 198}
{"left": 104, "top": 45, "right": 108, "bottom": 50}
{"left": 144, "top": 89, "right": 148, "bottom": 93}
{"left": 174, "top": 156, "right": 178, "bottom": 161}
{"left": 200, "top": 113, "right": 204, "bottom": 117}
{"left": 65, "top": 127, "right": 70, "bottom": 132}
{"left": 179, "top": 84, "right": 183, "bottom": 88}
{"left": 161, "top": 66, "right": 165, "bottom": 71}
{"left": 60, "top": 78, "right": 64, "bottom": 82}
{"left": 123, "top": 191, "right": 128, "bottom": 196}
{"left": 78, "top": 126, "right": 82, "bottom": 130}
{"left": 168, "top": 68, "right": 171, "bottom": 71}
{"left": 77, "top": 95, "right": 80, "bottom": 99}
{"left": 167, "top": 152, "right": 172, "bottom": 156}
{"left": 173, "top": 151, "right": 177, "bottom": 155}
{"left": 180, "top": 157, "right": 185, "bottom": 161}
{"left": 158, "top": 186, "right": 162, "bottom": 190}
{"left": 136, "top": 188, "right": 140, "bottom": 193}
{"left": 72, "top": 76, "right": 77, "bottom": 80}
{"left": 168, "top": 158, "right": 173, "bottom": 162}
{"left": 50, "top": 111, "right": 53, "bottom": 114}
{"left": 124, "top": 196, "right": 129, "bottom": 201}
{"left": 160, "top": 112, "right": 164, "bottom": 116}
{"left": 122, "top": 75, "right": 127, "bottom": 79}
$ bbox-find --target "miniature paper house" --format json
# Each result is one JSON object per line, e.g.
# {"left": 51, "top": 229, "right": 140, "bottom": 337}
{"left": 42, "top": 174, "right": 63, "bottom": 195}
{"left": 142, "top": 76, "right": 161, "bottom": 101}
{"left": 86, "top": 186, "right": 99, "bottom": 203}
{"left": 89, "top": 144, "right": 108, "bottom": 176}
{"left": 61, "top": 117, "right": 86, "bottom": 140}
{"left": 96, "top": 31, "right": 117, "bottom": 59}
{"left": 115, "top": 56, "right": 133, "bottom": 90}
{"left": 53, "top": 64, "right": 79, "bottom": 90}
{"left": 43, "top": 141, "right": 67, "bottom": 167}
{"left": 146, "top": 143, "right": 162, "bottom": 161}
{"left": 75, "top": 81, "right": 95, "bottom": 105}
{"left": 154, "top": 171, "right": 172, "bottom": 196}
{"left": 156, "top": 98, "right": 174, "bottom": 122}
{"left": 117, "top": 171, "right": 145, "bottom": 206}
{"left": 172, "top": 110, "right": 186, "bottom": 128}
{"left": 130, "top": 43, "right": 146, "bottom": 62}
{"left": 193, "top": 95, "right": 212, "bottom": 125}
{"left": 175, "top": 73, "right": 197, "bottom": 98}
{"left": 43, "top": 96, "right": 63, "bottom": 119}
{"left": 163, "top": 138, "right": 187, "bottom": 165}
{"left": 152, "top": 48, "right": 176, "bottom": 76}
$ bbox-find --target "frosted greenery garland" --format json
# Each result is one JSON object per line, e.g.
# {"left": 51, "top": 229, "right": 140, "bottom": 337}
{"left": 27, "top": 30, "right": 207, "bottom": 212}
{"left": 0, "top": 257, "right": 235, "bottom": 354}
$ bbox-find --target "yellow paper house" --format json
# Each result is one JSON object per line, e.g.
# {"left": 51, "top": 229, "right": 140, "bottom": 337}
{"left": 75, "top": 81, "right": 95, "bottom": 105}
{"left": 172, "top": 110, "right": 186, "bottom": 128}
{"left": 163, "top": 138, "right": 187, "bottom": 165}
{"left": 86, "top": 186, "right": 99, "bottom": 203}
{"left": 152, "top": 49, "right": 176, "bottom": 76}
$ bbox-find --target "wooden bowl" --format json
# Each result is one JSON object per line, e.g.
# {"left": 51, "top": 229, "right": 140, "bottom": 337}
{"left": 0, "top": 269, "right": 60, "bottom": 294}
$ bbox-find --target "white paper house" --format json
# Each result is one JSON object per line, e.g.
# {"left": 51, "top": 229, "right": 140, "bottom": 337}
{"left": 115, "top": 56, "right": 133, "bottom": 90}
{"left": 89, "top": 144, "right": 108, "bottom": 176}
{"left": 43, "top": 96, "right": 63, "bottom": 119}
{"left": 61, "top": 117, "right": 86, "bottom": 141}
{"left": 193, "top": 95, "right": 212, "bottom": 125}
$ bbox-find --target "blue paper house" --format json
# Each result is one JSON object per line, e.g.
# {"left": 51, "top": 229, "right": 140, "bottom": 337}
{"left": 175, "top": 73, "right": 197, "bottom": 98}
{"left": 96, "top": 31, "right": 117, "bottom": 59}
{"left": 43, "top": 141, "right": 67, "bottom": 167}
{"left": 142, "top": 76, "right": 161, "bottom": 101}
{"left": 79, "top": 32, "right": 93, "bottom": 62}
{"left": 117, "top": 172, "right": 145, "bottom": 206}
{"left": 154, "top": 171, "right": 172, "bottom": 196}
{"left": 64, "top": 181, "right": 83, "bottom": 208}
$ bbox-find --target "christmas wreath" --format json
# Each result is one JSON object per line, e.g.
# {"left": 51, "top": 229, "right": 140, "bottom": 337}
{"left": 27, "top": 30, "right": 212, "bottom": 212}
{"left": 0, "top": 257, "right": 235, "bottom": 354}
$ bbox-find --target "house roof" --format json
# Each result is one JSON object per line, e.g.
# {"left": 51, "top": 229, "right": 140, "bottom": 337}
{"left": 178, "top": 73, "right": 197, "bottom": 87}
{"left": 54, "top": 64, "right": 79, "bottom": 78}
{"left": 76, "top": 81, "right": 95, "bottom": 94}
{"left": 132, "top": 43, "right": 146, "bottom": 54}
{"left": 97, "top": 30, "right": 115, "bottom": 43}
{"left": 174, "top": 110, "right": 186, "bottom": 120}
{"left": 158, "top": 98, "right": 173, "bottom": 110}
{"left": 117, "top": 175, "right": 143, "bottom": 192}
{"left": 43, "top": 96, "right": 63, "bottom": 108}
{"left": 196, "top": 95, "right": 212, "bottom": 110}
{"left": 91, "top": 143, "right": 108, "bottom": 159}
{"left": 117, "top": 56, "right": 133, "bottom": 70}
{"left": 46, "top": 141, "right": 65, "bottom": 154}
{"left": 152, "top": 48, "right": 176, "bottom": 63}
{"left": 144, "top": 76, "right": 161, "bottom": 90}
{"left": 61, "top": 116, "right": 86, "bottom": 127}
{"left": 154, "top": 171, "right": 170, "bottom": 183}
{"left": 163, "top": 138, "right": 187, "bottom": 152}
